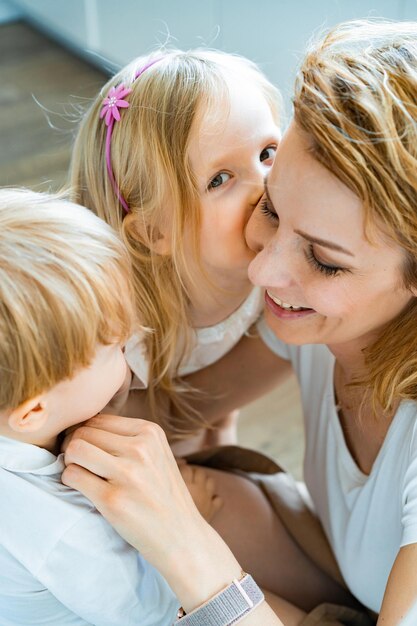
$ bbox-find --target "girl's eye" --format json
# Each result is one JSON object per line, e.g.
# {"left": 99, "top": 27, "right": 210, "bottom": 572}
{"left": 208, "top": 172, "right": 231, "bottom": 190}
{"left": 259, "top": 196, "right": 279, "bottom": 223}
{"left": 305, "top": 245, "right": 349, "bottom": 278}
{"left": 260, "top": 146, "right": 277, "bottom": 163}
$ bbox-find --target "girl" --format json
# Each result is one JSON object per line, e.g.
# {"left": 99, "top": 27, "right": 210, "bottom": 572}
{"left": 69, "top": 49, "right": 282, "bottom": 449}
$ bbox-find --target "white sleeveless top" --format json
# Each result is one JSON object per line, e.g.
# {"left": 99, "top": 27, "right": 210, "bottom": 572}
{"left": 125, "top": 286, "right": 263, "bottom": 389}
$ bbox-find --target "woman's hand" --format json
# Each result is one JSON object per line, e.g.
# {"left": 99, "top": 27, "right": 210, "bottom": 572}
{"left": 62, "top": 415, "right": 203, "bottom": 568}
{"left": 61, "top": 415, "right": 245, "bottom": 614}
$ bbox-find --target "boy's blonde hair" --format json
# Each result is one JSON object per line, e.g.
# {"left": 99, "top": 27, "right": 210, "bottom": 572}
{"left": 69, "top": 49, "right": 282, "bottom": 434}
{"left": 0, "top": 189, "right": 135, "bottom": 412}
{"left": 294, "top": 20, "right": 417, "bottom": 414}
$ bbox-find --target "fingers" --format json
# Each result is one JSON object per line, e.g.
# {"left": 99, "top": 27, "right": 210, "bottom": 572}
{"left": 62, "top": 463, "right": 111, "bottom": 507}
{"left": 82, "top": 414, "right": 157, "bottom": 437}
{"left": 64, "top": 437, "right": 119, "bottom": 480}
{"left": 65, "top": 418, "right": 168, "bottom": 459}
{"left": 180, "top": 464, "right": 224, "bottom": 522}
{"left": 64, "top": 425, "right": 135, "bottom": 458}
{"left": 212, "top": 495, "right": 223, "bottom": 515}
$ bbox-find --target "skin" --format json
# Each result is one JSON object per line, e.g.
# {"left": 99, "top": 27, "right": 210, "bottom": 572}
{"left": 62, "top": 122, "right": 417, "bottom": 624}
{"left": 1, "top": 343, "right": 128, "bottom": 453}
{"left": 247, "top": 122, "right": 414, "bottom": 371}
{"left": 185, "top": 78, "right": 280, "bottom": 327}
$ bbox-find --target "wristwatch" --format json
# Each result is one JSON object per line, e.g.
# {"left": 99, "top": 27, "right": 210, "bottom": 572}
{"left": 175, "top": 573, "right": 264, "bottom": 625}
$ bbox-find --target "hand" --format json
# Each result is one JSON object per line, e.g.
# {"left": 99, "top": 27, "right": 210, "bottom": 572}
{"left": 61, "top": 414, "right": 244, "bottom": 614}
{"left": 62, "top": 415, "right": 206, "bottom": 572}
{"left": 179, "top": 462, "right": 223, "bottom": 522}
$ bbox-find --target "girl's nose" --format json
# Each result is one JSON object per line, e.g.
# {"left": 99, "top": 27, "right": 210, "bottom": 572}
{"left": 247, "top": 161, "right": 270, "bottom": 208}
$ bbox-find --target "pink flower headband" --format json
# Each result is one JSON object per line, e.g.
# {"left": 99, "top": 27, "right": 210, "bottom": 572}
{"left": 100, "top": 57, "right": 162, "bottom": 214}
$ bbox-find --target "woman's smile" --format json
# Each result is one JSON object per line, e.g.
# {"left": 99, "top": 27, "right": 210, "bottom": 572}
{"left": 265, "top": 290, "right": 315, "bottom": 318}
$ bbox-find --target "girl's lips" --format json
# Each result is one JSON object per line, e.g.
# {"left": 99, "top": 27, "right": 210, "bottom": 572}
{"left": 265, "top": 290, "right": 316, "bottom": 319}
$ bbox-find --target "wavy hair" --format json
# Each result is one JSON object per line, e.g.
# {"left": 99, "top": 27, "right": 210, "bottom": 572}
{"left": 68, "top": 49, "right": 282, "bottom": 434}
{"left": 294, "top": 20, "right": 417, "bottom": 413}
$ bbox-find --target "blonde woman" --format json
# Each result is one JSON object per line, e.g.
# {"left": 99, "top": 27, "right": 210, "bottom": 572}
{"left": 69, "top": 49, "right": 282, "bottom": 452}
{"left": 63, "top": 19, "right": 417, "bottom": 626}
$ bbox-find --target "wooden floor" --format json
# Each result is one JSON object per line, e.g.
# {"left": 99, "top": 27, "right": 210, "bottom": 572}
{"left": 0, "top": 21, "right": 305, "bottom": 478}
{"left": 0, "top": 21, "right": 106, "bottom": 189}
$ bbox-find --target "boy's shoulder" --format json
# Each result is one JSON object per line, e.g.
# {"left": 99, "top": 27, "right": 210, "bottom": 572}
{"left": 0, "top": 436, "right": 97, "bottom": 566}
{"left": 0, "top": 436, "right": 178, "bottom": 625}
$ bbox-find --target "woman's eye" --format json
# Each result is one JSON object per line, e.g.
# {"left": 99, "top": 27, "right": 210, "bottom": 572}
{"left": 208, "top": 172, "right": 231, "bottom": 190}
{"left": 259, "top": 196, "right": 279, "bottom": 222}
{"left": 305, "top": 245, "right": 349, "bottom": 278}
{"left": 260, "top": 146, "right": 277, "bottom": 163}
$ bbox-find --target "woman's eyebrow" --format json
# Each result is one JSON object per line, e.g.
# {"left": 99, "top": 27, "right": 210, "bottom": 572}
{"left": 294, "top": 229, "right": 355, "bottom": 256}
{"left": 264, "top": 179, "right": 354, "bottom": 257}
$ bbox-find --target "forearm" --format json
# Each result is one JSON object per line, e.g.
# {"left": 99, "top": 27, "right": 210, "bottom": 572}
{"left": 183, "top": 331, "right": 292, "bottom": 423}
{"left": 163, "top": 520, "right": 285, "bottom": 625}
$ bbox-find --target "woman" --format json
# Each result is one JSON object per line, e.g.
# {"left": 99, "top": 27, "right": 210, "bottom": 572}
{"left": 62, "top": 20, "right": 417, "bottom": 625}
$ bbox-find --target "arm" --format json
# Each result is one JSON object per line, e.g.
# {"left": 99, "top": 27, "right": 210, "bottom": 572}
{"left": 182, "top": 328, "right": 292, "bottom": 424}
{"left": 377, "top": 544, "right": 417, "bottom": 625}
{"left": 118, "top": 327, "right": 291, "bottom": 432}
{"left": 62, "top": 415, "right": 288, "bottom": 625}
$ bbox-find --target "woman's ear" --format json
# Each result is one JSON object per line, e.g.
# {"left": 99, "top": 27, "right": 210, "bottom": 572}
{"left": 8, "top": 396, "right": 49, "bottom": 433}
{"left": 124, "top": 213, "right": 172, "bottom": 256}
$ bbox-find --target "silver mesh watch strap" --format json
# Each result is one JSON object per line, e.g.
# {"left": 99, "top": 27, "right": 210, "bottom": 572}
{"left": 174, "top": 574, "right": 264, "bottom": 626}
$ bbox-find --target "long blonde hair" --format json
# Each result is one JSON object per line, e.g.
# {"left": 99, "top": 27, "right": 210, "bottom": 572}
{"left": 294, "top": 20, "right": 417, "bottom": 413}
{"left": 69, "top": 49, "right": 281, "bottom": 434}
{"left": 0, "top": 189, "right": 135, "bottom": 412}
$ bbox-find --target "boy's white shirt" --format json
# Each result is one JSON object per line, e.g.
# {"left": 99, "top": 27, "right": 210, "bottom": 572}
{"left": 0, "top": 436, "right": 178, "bottom": 625}
{"left": 125, "top": 285, "right": 264, "bottom": 390}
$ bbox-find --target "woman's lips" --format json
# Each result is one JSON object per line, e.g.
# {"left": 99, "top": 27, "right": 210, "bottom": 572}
{"left": 265, "top": 290, "right": 316, "bottom": 319}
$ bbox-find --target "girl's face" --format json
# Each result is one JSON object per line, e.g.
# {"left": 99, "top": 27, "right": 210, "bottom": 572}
{"left": 187, "top": 78, "right": 281, "bottom": 288}
{"left": 247, "top": 122, "right": 416, "bottom": 355}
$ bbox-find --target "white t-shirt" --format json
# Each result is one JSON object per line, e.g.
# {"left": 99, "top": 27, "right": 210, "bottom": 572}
{"left": 0, "top": 436, "right": 179, "bottom": 625}
{"left": 125, "top": 286, "right": 263, "bottom": 389}
{"left": 258, "top": 317, "right": 417, "bottom": 613}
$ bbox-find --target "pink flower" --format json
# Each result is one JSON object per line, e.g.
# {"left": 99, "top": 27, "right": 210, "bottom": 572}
{"left": 100, "top": 84, "right": 132, "bottom": 126}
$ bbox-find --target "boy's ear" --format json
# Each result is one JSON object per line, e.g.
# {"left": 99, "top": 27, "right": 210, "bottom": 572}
{"left": 124, "top": 213, "right": 172, "bottom": 256}
{"left": 8, "top": 396, "right": 49, "bottom": 433}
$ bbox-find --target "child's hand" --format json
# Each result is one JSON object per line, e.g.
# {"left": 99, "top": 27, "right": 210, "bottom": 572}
{"left": 178, "top": 462, "right": 223, "bottom": 522}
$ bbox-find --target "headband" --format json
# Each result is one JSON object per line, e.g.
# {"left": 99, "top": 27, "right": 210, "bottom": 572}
{"left": 100, "top": 57, "right": 162, "bottom": 214}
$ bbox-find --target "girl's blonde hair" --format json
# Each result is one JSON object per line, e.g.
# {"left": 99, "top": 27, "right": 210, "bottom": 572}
{"left": 294, "top": 20, "right": 417, "bottom": 413}
{"left": 0, "top": 189, "right": 135, "bottom": 412}
{"left": 69, "top": 49, "right": 281, "bottom": 435}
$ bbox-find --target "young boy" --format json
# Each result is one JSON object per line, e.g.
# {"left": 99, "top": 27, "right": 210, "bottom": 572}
{"left": 0, "top": 189, "right": 179, "bottom": 625}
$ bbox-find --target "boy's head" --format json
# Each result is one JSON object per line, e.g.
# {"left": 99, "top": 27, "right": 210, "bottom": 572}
{"left": 0, "top": 189, "right": 135, "bottom": 447}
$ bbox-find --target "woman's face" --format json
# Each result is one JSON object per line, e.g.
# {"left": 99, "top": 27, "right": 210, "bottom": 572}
{"left": 247, "top": 122, "right": 416, "bottom": 354}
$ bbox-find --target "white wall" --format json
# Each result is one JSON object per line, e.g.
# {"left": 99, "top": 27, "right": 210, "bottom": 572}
{"left": 0, "top": 0, "right": 22, "bottom": 23}
{"left": 9, "top": 0, "right": 417, "bottom": 115}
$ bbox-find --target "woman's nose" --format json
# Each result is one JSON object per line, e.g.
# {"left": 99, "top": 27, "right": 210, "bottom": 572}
{"left": 248, "top": 234, "right": 294, "bottom": 290}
